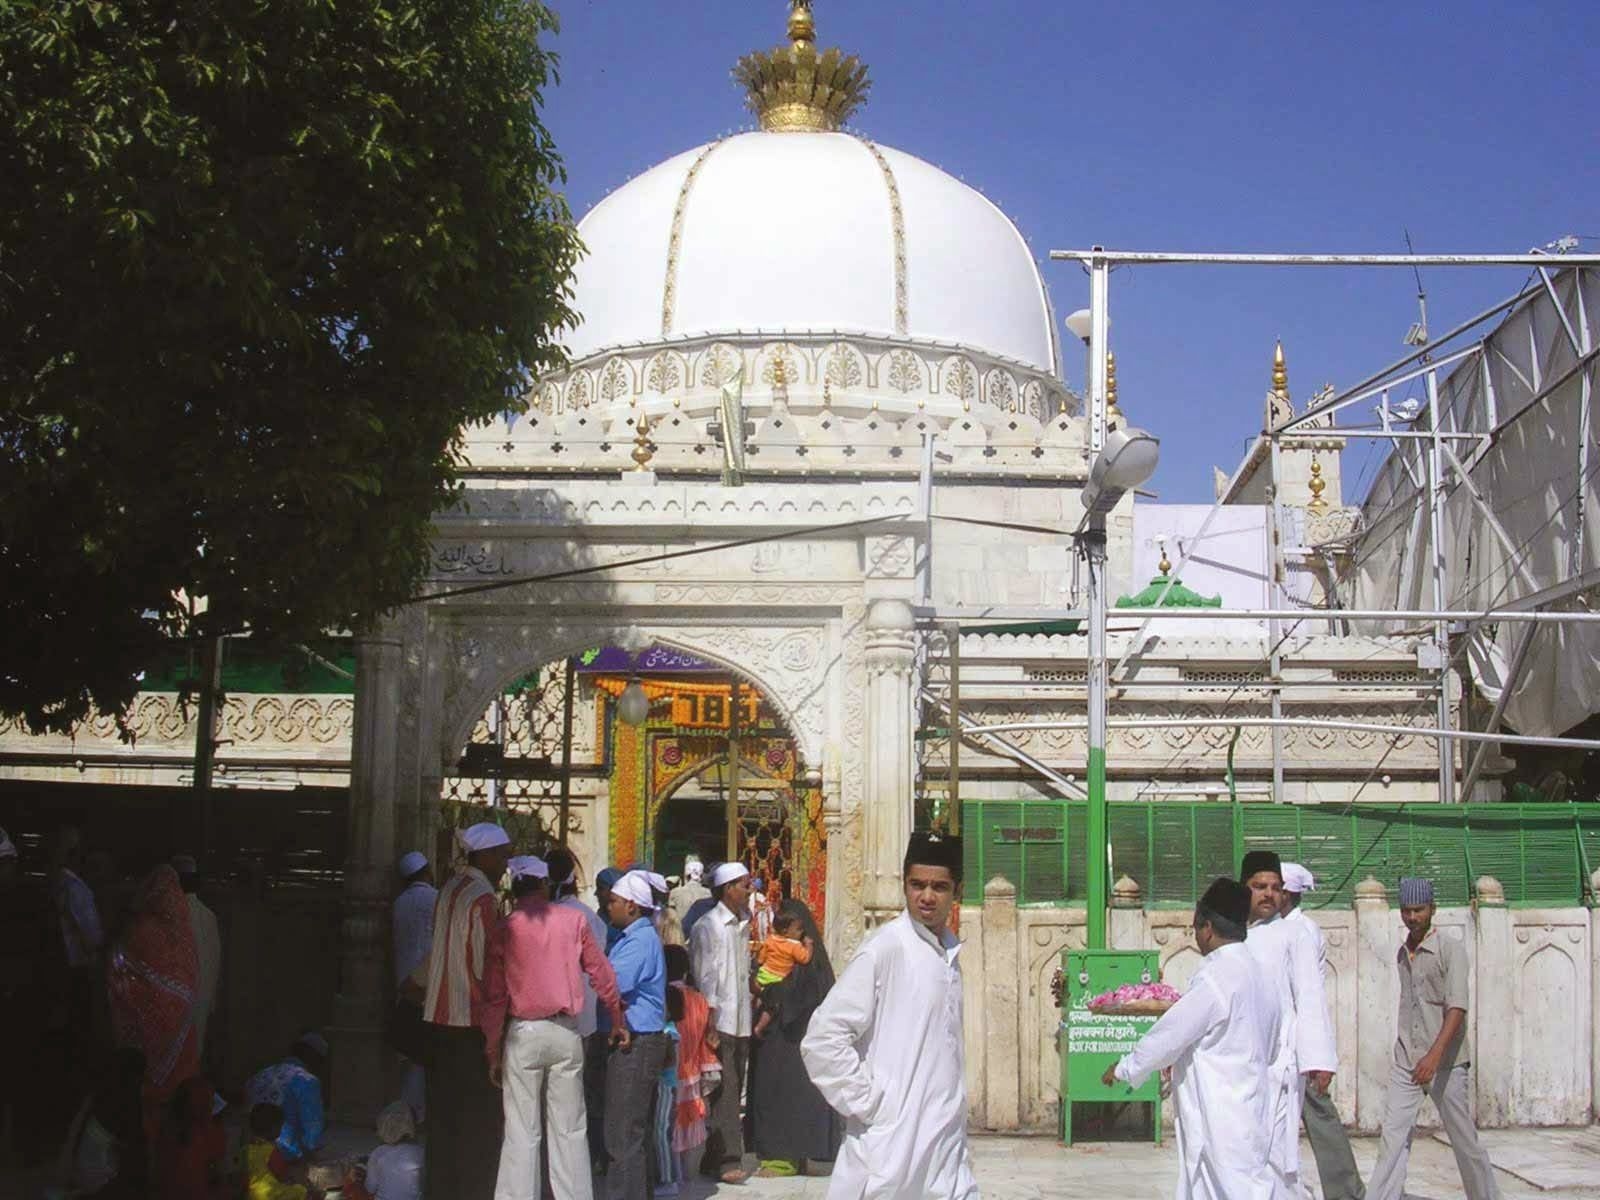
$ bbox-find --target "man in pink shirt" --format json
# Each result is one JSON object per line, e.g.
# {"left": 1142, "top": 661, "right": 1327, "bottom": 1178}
{"left": 482, "top": 855, "right": 628, "bottom": 1200}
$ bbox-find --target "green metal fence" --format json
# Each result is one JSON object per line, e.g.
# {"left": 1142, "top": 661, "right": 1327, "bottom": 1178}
{"left": 961, "top": 800, "right": 1600, "bottom": 909}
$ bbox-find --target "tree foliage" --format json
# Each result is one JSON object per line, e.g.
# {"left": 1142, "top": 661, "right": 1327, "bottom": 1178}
{"left": 0, "top": 0, "right": 580, "bottom": 732}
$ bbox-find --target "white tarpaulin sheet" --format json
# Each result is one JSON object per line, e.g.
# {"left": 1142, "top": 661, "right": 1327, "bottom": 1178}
{"left": 1346, "top": 266, "right": 1600, "bottom": 737}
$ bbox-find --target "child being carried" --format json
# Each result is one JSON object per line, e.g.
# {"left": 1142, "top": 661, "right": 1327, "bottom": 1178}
{"left": 752, "top": 912, "right": 813, "bottom": 1037}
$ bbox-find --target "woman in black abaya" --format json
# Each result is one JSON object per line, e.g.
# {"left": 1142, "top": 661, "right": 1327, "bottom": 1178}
{"left": 744, "top": 898, "right": 842, "bottom": 1176}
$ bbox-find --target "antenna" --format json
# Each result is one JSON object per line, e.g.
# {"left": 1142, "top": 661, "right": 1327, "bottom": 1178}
{"left": 1402, "top": 229, "right": 1429, "bottom": 350}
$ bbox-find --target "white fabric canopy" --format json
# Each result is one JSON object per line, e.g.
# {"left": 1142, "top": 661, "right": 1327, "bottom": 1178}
{"left": 1348, "top": 266, "right": 1600, "bottom": 739}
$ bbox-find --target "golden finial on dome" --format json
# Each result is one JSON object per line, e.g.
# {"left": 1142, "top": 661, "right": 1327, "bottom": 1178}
{"left": 733, "top": 2, "right": 871, "bottom": 133}
{"left": 1158, "top": 540, "right": 1172, "bottom": 576}
{"left": 1272, "top": 340, "right": 1289, "bottom": 400}
{"left": 1307, "top": 455, "right": 1328, "bottom": 510}
{"left": 631, "top": 411, "right": 654, "bottom": 472}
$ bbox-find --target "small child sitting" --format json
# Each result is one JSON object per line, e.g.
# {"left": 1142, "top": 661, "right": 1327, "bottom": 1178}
{"left": 245, "top": 1104, "right": 313, "bottom": 1200}
{"left": 752, "top": 913, "right": 812, "bottom": 1037}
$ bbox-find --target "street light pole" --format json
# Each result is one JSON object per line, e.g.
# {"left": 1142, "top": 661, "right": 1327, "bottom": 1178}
{"left": 1084, "top": 251, "right": 1110, "bottom": 950}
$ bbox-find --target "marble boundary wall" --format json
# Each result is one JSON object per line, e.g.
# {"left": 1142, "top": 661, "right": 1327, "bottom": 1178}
{"left": 960, "top": 873, "right": 1600, "bottom": 1133}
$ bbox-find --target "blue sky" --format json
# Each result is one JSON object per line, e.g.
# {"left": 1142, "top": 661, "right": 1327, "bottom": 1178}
{"left": 539, "top": 1, "right": 1599, "bottom": 503}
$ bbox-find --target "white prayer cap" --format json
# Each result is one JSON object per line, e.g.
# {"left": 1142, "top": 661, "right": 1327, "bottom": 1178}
{"left": 1282, "top": 862, "right": 1316, "bottom": 894}
{"left": 685, "top": 858, "right": 704, "bottom": 881}
{"left": 508, "top": 855, "right": 548, "bottom": 881}
{"left": 459, "top": 822, "right": 511, "bottom": 853}
{"left": 612, "top": 870, "right": 658, "bottom": 911}
{"left": 0, "top": 827, "right": 16, "bottom": 860}
{"left": 710, "top": 862, "right": 750, "bottom": 888}
{"left": 397, "top": 851, "right": 428, "bottom": 878}
{"left": 376, "top": 1100, "right": 416, "bottom": 1146}
{"left": 643, "top": 871, "right": 668, "bottom": 894}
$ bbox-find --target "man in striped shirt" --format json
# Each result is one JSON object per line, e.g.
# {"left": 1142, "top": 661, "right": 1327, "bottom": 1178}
{"left": 423, "top": 821, "right": 512, "bottom": 1200}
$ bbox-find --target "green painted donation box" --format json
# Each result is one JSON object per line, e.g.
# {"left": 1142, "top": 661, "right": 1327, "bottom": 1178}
{"left": 1058, "top": 949, "right": 1163, "bottom": 1145}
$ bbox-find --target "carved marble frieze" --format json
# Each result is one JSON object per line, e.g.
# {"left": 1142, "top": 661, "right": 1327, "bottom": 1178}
{"left": 0, "top": 693, "right": 354, "bottom": 753}
{"left": 461, "top": 335, "right": 1082, "bottom": 476}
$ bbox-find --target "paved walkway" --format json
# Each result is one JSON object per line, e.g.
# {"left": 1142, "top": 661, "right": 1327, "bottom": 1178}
{"left": 6, "top": 1126, "right": 1598, "bottom": 1198}
{"left": 674, "top": 1127, "right": 1600, "bottom": 1200}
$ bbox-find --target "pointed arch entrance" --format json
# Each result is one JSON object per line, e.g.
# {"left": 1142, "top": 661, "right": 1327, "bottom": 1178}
{"left": 589, "top": 664, "right": 826, "bottom": 926}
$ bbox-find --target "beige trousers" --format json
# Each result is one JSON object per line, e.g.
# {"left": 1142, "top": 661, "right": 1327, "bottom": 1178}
{"left": 496, "top": 1015, "right": 590, "bottom": 1200}
{"left": 1368, "top": 1061, "right": 1501, "bottom": 1200}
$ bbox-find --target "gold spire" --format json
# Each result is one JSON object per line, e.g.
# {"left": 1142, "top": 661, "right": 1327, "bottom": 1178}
{"left": 1158, "top": 541, "right": 1172, "bottom": 576}
{"left": 733, "top": 2, "right": 871, "bottom": 133}
{"left": 631, "top": 412, "right": 654, "bottom": 472}
{"left": 1307, "top": 455, "right": 1328, "bottom": 510}
{"left": 1271, "top": 340, "right": 1289, "bottom": 401}
{"left": 1106, "top": 351, "right": 1123, "bottom": 424}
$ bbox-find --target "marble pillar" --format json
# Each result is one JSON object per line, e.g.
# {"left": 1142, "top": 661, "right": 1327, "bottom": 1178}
{"left": 1353, "top": 875, "right": 1394, "bottom": 1133}
{"left": 1472, "top": 877, "right": 1512, "bottom": 1127}
{"left": 981, "top": 876, "right": 1021, "bottom": 1129}
{"left": 330, "top": 631, "right": 403, "bottom": 1121}
{"left": 863, "top": 598, "right": 916, "bottom": 917}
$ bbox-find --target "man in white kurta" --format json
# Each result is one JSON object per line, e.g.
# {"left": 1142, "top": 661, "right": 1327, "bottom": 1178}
{"left": 1108, "top": 878, "right": 1280, "bottom": 1200}
{"left": 1241, "top": 850, "right": 1336, "bottom": 1199}
{"left": 802, "top": 832, "right": 976, "bottom": 1200}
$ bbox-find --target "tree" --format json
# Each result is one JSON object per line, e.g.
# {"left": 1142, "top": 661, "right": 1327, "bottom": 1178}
{"left": 0, "top": 0, "right": 580, "bottom": 732}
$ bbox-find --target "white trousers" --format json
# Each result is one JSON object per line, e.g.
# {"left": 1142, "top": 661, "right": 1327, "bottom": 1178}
{"left": 1367, "top": 1061, "right": 1501, "bottom": 1200}
{"left": 496, "top": 1015, "right": 591, "bottom": 1200}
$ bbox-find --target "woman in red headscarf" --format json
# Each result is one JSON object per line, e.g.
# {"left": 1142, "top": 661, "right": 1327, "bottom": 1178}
{"left": 107, "top": 864, "right": 200, "bottom": 1135}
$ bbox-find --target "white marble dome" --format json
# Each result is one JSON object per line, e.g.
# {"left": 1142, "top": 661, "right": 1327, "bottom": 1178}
{"left": 564, "top": 131, "right": 1059, "bottom": 375}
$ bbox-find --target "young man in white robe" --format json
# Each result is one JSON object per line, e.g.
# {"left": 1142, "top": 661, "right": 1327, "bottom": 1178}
{"left": 801, "top": 832, "right": 977, "bottom": 1200}
{"left": 1280, "top": 863, "right": 1365, "bottom": 1200}
{"left": 1103, "top": 878, "right": 1280, "bottom": 1200}
{"left": 1240, "top": 849, "right": 1337, "bottom": 1199}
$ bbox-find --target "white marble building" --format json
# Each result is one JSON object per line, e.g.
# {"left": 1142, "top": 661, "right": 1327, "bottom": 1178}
{"left": 10, "top": 4, "right": 1585, "bottom": 1128}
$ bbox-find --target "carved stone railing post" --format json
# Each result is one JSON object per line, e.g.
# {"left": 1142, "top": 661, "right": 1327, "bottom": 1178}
{"left": 863, "top": 599, "right": 915, "bottom": 917}
{"left": 1109, "top": 873, "right": 1145, "bottom": 950}
{"left": 330, "top": 631, "right": 403, "bottom": 1120}
{"left": 1473, "top": 876, "right": 1511, "bottom": 1127}
{"left": 981, "top": 875, "right": 1020, "bottom": 1130}
{"left": 1592, "top": 868, "right": 1600, "bottom": 1122}
{"left": 1353, "top": 875, "right": 1394, "bottom": 1132}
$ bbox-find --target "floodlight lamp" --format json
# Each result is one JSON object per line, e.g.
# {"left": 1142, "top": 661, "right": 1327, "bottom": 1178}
{"left": 616, "top": 676, "right": 650, "bottom": 727}
{"left": 1081, "top": 426, "right": 1160, "bottom": 519}
{"left": 1064, "top": 309, "right": 1107, "bottom": 344}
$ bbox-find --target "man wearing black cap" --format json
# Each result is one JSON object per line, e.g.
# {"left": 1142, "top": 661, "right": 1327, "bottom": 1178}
{"left": 1102, "top": 878, "right": 1280, "bottom": 1200}
{"left": 1240, "top": 848, "right": 1337, "bottom": 1198}
{"left": 1368, "top": 877, "right": 1499, "bottom": 1200}
{"left": 802, "top": 832, "right": 977, "bottom": 1200}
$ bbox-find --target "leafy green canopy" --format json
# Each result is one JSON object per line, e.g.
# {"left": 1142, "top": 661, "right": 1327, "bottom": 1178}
{"left": 0, "top": 0, "right": 580, "bottom": 732}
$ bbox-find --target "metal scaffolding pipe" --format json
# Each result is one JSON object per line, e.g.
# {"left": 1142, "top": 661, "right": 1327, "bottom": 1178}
{"left": 967, "top": 715, "right": 1600, "bottom": 753}
{"left": 1048, "top": 250, "right": 1600, "bottom": 267}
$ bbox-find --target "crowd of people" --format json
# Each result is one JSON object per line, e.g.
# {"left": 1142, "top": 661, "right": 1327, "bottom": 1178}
{"left": 405, "top": 822, "right": 850, "bottom": 1200}
{"left": 1100, "top": 852, "right": 1501, "bottom": 1200}
{"left": 0, "top": 824, "right": 355, "bottom": 1199}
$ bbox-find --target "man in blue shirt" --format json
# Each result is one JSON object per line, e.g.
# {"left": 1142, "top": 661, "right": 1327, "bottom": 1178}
{"left": 243, "top": 1031, "right": 328, "bottom": 1162}
{"left": 603, "top": 870, "right": 667, "bottom": 1200}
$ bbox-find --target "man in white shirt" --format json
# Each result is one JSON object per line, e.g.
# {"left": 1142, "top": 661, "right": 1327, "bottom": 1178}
{"left": 802, "top": 832, "right": 977, "bottom": 1200}
{"left": 392, "top": 850, "right": 436, "bottom": 1120}
{"left": 1241, "top": 849, "right": 1337, "bottom": 1200}
{"left": 689, "top": 861, "right": 753, "bottom": 1184}
{"left": 1281, "top": 863, "right": 1364, "bottom": 1200}
{"left": 1104, "top": 878, "right": 1280, "bottom": 1200}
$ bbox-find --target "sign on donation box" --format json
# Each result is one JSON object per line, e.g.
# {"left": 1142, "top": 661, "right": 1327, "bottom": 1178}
{"left": 1058, "top": 949, "right": 1165, "bottom": 1145}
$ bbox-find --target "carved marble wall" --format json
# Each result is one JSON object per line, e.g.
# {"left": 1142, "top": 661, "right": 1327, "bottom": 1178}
{"left": 962, "top": 880, "right": 1598, "bottom": 1134}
